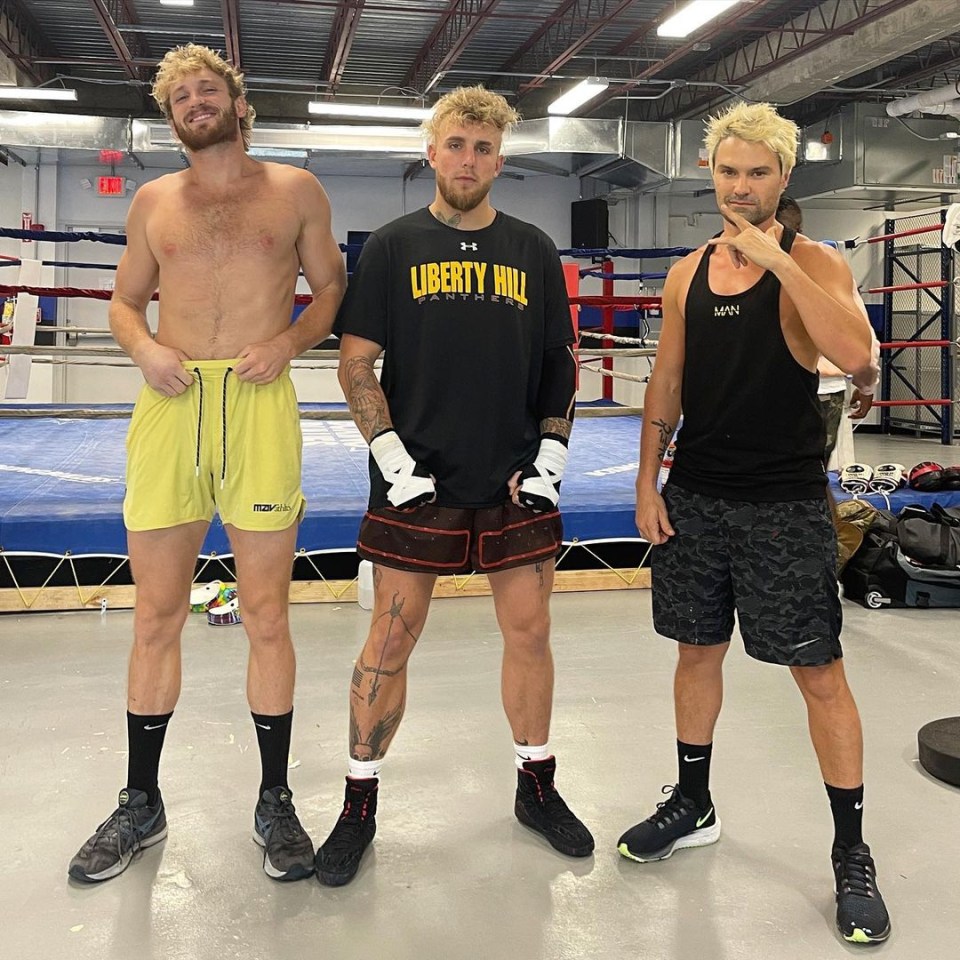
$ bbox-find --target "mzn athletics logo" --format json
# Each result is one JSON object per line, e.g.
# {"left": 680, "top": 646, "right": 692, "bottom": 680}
{"left": 410, "top": 260, "right": 529, "bottom": 307}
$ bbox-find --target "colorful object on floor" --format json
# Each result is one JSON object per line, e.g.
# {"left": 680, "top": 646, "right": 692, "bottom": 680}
{"left": 189, "top": 580, "right": 223, "bottom": 612}
{"left": 207, "top": 594, "right": 241, "bottom": 626}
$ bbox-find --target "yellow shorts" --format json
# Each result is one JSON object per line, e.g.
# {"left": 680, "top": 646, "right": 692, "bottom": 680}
{"left": 123, "top": 359, "right": 305, "bottom": 533}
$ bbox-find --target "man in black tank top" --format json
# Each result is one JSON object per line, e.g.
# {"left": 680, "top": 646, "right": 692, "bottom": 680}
{"left": 618, "top": 102, "right": 889, "bottom": 946}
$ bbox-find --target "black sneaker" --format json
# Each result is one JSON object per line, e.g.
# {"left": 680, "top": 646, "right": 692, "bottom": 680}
{"left": 514, "top": 757, "right": 594, "bottom": 857}
{"left": 68, "top": 788, "right": 167, "bottom": 883}
{"left": 253, "top": 786, "right": 315, "bottom": 882}
{"left": 315, "top": 777, "right": 378, "bottom": 886}
{"left": 832, "top": 842, "right": 891, "bottom": 944}
{"left": 618, "top": 784, "right": 720, "bottom": 863}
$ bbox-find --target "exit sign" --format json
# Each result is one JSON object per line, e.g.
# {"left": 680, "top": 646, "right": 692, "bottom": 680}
{"left": 97, "top": 175, "right": 125, "bottom": 196}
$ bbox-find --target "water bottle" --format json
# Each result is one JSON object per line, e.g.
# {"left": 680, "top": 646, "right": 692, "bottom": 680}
{"left": 657, "top": 442, "right": 676, "bottom": 492}
{"left": 357, "top": 560, "right": 374, "bottom": 610}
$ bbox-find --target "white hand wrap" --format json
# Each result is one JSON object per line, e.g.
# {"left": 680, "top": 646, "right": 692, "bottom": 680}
{"left": 517, "top": 437, "right": 568, "bottom": 512}
{"left": 370, "top": 430, "right": 436, "bottom": 509}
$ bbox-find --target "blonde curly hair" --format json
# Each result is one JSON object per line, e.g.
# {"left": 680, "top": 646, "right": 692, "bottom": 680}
{"left": 422, "top": 85, "right": 520, "bottom": 146}
{"left": 152, "top": 44, "right": 255, "bottom": 150}
{"left": 704, "top": 101, "right": 798, "bottom": 176}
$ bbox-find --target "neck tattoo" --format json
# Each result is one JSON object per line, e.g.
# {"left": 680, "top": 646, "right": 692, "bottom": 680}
{"left": 432, "top": 207, "right": 462, "bottom": 227}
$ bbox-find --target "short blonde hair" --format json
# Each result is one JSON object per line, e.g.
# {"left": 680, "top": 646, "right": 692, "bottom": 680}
{"left": 152, "top": 44, "right": 255, "bottom": 150}
{"left": 704, "top": 101, "right": 798, "bottom": 176}
{"left": 422, "top": 85, "right": 520, "bottom": 145}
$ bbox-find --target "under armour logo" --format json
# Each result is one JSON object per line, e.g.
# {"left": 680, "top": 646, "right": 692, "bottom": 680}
{"left": 460, "top": 241, "right": 478, "bottom": 251}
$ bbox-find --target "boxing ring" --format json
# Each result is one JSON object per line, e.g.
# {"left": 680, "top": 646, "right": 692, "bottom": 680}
{"left": 1, "top": 223, "right": 957, "bottom": 612}
{"left": 0, "top": 404, "right": 650, "bottom": 611}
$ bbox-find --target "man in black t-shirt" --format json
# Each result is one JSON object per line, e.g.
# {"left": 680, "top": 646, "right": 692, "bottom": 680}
{"left": 315, "top": 85, "right": 593, "bottom": 886}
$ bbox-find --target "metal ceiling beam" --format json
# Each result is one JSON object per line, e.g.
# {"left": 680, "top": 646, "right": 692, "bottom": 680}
{"left": 499, "top": 0, "right": 578, "bottom": 73}
{"left": 645, "top": 0, "right": 958, "bottom": 121}
{"left": 220, "top": 0, "right": 242, "bottom": 68}
{"left": 516, "top": 0, "right": 637, "bottom": 93}
{"left": 0, "top": 0, "right": 56, "bottom": 85}
{"left": 86, "top": 0, "right": 141, "bottom": 80}
{"left": 321, "top": 0, "right": 364, "bottom": 95}
{"left": 586, "top": 0, "right": 775, "bottom": 115}
{"left": 867, "top": 35, "right": 960, "bottom": 92}
{"left": 33, "top": 56, "right": 156, "bottom": 68}
{"left": 403, "top": 0, "right": 502, "bottom": 95}
{"left": 737, "top": 0, "right": 953, "bottom": 103}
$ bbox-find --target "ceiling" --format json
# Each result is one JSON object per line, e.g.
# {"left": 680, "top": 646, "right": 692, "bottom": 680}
{"left": 3, "top": 0, "right": 960, "bottom": 131}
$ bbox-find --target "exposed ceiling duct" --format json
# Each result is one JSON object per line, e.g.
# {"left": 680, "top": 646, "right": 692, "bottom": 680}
{"left": 1, "top": 105, "right": 956, "bottom": 206}
{"left": 886, "top": 81, "right": 960, "bottom": 117}
{"left": 788, "top": 103, "right": 960, "bottom": 208}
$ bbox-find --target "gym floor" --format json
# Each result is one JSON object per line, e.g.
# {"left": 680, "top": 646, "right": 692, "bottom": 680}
{"left": 3, "top": 434, "right": 957, "bottom": 960}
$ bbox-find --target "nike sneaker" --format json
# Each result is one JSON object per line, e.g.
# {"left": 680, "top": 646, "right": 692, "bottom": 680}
{"left": 833, "top": 842, "right": 891, "bottom": 944}
{"left": 618, "top": 784, "right": 720, "bottom": 862}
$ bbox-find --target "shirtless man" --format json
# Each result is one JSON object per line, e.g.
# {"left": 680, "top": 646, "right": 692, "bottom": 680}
{"left": 68, "top": 44, "right": 345, "bottom": 884}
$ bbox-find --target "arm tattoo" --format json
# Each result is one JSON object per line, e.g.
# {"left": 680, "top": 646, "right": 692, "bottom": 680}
{"left": 432, "top": 208, "right": 462, "bottom": 227}
{"left": 539, "top": 417, "right": 572, "bottom": 440}
{"left": 350, "top": 695, "right": 406, "bottom": 761}
{"left": 343, "top": 355, "right": 392, "bottom": 441}
{"left": 651, "top": 417, "right": 675, "bottom": 459}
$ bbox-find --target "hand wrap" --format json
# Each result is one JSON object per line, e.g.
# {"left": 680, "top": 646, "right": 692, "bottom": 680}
{"left": 370, "top": 430, "right": 436, "bottom": 508}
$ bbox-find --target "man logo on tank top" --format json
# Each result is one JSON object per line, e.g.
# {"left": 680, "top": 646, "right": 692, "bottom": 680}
{"left": 409, "top": 260, "right": 528, "bottom": 308}
{"left": 714, "top": 304, "right": 740, "bottom": 317}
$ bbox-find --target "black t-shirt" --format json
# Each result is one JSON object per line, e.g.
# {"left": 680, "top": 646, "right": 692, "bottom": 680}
{"left": 334, "top": 207, "right": 575, "bottom": 508}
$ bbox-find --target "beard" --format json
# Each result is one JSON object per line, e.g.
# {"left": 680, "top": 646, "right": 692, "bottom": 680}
{"left": 173, "top": 106, "right": 239, "bottom": 152}
{"left": 722, "top": 195, "right": 777, "bottom": 226}
{"left": 436, "top": 170, "right": 492, "bottom": 212}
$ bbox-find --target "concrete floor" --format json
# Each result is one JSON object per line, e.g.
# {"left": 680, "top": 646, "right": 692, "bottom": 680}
{"left": 2, "top": 433, "right": 958, "bottom": 960}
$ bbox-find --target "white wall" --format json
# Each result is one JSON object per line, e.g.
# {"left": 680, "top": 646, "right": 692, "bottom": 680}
{"left": 0, "top": 159, "right": 24, "bottom": 260}
{"left": 3, "top": 155, "right": 916, "bottom": 420}
{"left": 6, "top": 161, "right": 583, "bottom": 404}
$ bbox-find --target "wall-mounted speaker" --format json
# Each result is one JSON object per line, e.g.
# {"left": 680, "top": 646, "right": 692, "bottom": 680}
{"left": 571, "top": 197, "right": 609, "bottom": 249}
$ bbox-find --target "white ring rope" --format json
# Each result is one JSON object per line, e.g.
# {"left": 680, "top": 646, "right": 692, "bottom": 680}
{"left": 579, "top": 330, "right": 658, "bottom": 347}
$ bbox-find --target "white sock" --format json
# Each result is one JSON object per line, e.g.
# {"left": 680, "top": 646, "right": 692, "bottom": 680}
{"left": 348, "top": 757, "right": 382, "bottom": 780}
{"left": 514, "top": 742, "right": 550, "bottom": 769}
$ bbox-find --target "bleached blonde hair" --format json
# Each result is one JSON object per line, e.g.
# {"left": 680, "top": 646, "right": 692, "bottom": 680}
{"left": 422, "top": 85, "right": 520, "bottom": 145}
{"left": 704, "top": 101, "right": 798, "bottom": 176}
{"left": 152, "top": 44, "right": 255, "bottom": 150}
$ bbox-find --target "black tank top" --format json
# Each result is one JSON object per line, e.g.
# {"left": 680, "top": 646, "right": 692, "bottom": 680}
{"left": 668, "top": 226, "right": 827, "bottom": 501}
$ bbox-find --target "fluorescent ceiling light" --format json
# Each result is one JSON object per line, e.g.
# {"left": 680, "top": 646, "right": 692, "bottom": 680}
{"left": 547, "top": 78, "right": 609, "bottom": 116}
{"left": 144, "top": 120, "right": 424, "bottom": 154}
{"left": 657, "top": 0, "right": 740, "bottom": 38}
{"left": 159, "top": 0, "right": 194, "bottom": 6}
{"left": 308, "top": 102, "right": 432, "bottom": 121}
{"left": 0, "top": 86, "right": 77, "bottom": 101}
{"left": 304, "top": 125, "right": 425, "bottom": 153}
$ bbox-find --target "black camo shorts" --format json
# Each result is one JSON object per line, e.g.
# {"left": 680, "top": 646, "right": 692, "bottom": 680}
{"left": 651, "top": 484, "right": 843, "bottom": 667}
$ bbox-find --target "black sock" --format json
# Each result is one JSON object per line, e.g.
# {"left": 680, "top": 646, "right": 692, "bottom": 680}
{"left": 252, "top": 709, "right": 293, "bottom": 798}
{"left": 825, "top": 782, "right": 864, "bottom": 849}
{"left": 677, "top": 739, "right": 713, "bottom": 809}
{"left": 126, "top": 711, "right": 173, "bottom": 806}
